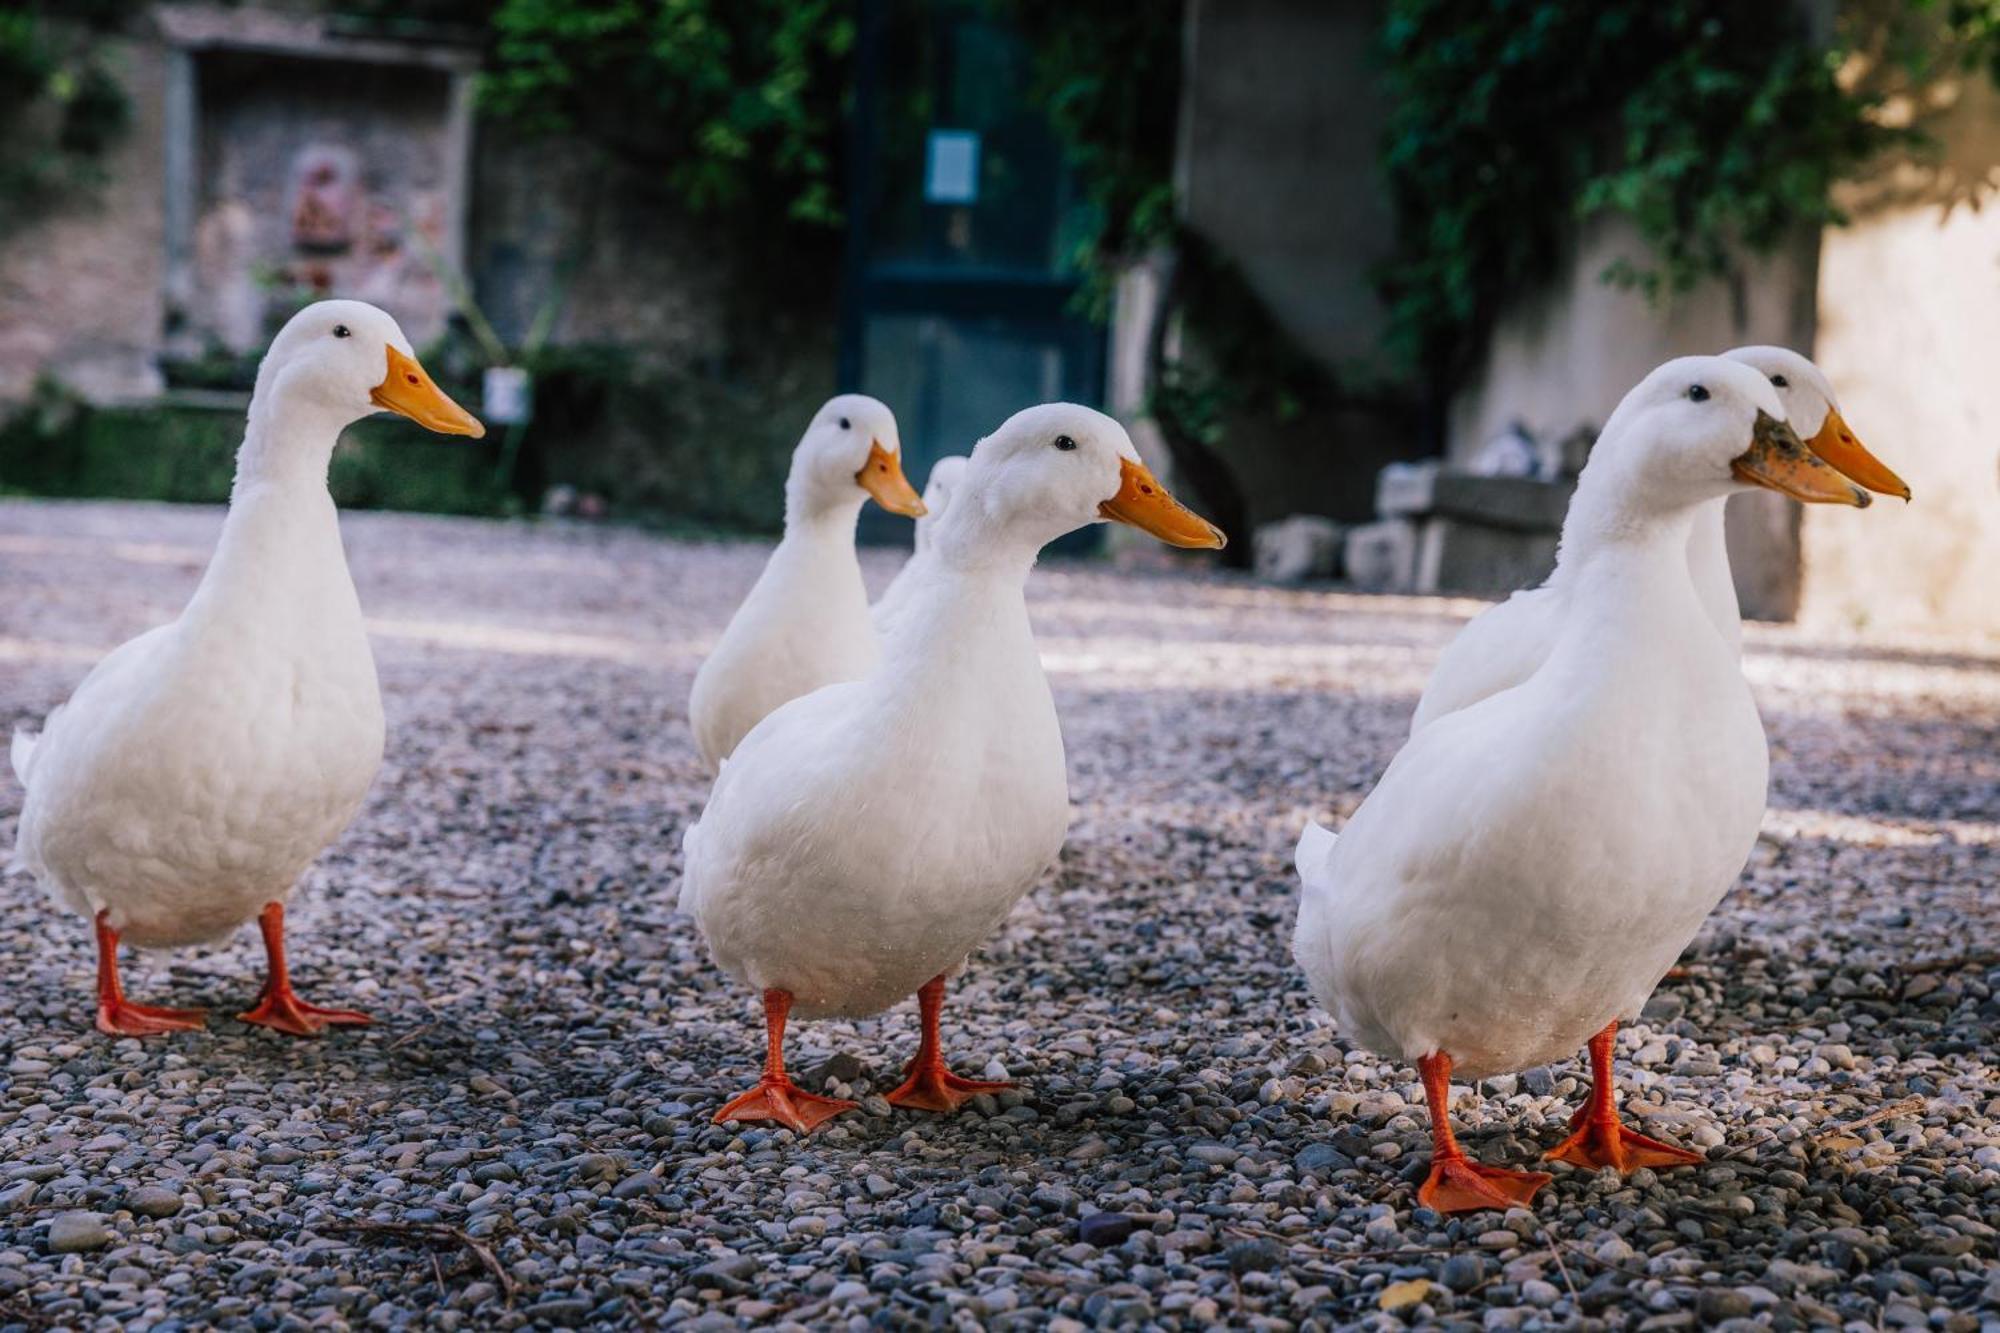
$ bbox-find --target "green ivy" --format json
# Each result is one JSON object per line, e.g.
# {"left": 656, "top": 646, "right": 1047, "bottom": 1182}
{"left": 480, "top": 0, "right": 855, "bottom": 230}
{"left": 1375, "top": 0, "right": 2000, "bottom": 379}
{"left": 987, "top": 0, "right": 1183, "bottom": 315}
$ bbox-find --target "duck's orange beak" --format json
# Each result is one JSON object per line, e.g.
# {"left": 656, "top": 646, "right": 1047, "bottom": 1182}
{"left": 857, "top": 440, "right": 926, "bottom": 516}
{"left": 1099, "top": 457, "right": 1227, "bottom": 549}
{"left": 371, "top": 346, "right": 485, "bottom": 438}
{"left": 1807, "top": 407, "right": 1909, "bottom": 501}
{"left": 1733, "top": 411, "right": 1870, "bottom": 507}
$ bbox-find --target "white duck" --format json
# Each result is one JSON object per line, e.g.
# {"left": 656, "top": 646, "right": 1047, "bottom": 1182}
{"left": 681, "top": 405, "right": 1224, "bottom": 1132}
{"left": 1409, "top": 347, "right": 1907, "bottom": 734}
{"left": 870, "top": 453, "right": 968, "bottom": 637}
{"left": 1294, "top": 358, "right": 1875, "bottom": 1212}
{"left": 688, "top": 395, "right": 923, "bottom": 769}
{"left": 8, "top": 299, "right": 483, "bottom": 1037}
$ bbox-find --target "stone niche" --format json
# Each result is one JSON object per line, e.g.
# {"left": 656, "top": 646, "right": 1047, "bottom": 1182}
{"left": 157, "top": 5, "right": 475, "bottom": 361}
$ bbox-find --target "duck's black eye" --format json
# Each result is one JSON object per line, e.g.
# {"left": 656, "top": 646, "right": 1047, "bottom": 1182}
{"left": 1770, "top": 374, "right": 1788, "bottom": 388}
{"left": 332, "top": 324, "right": 351, "bottom": 339}
{"left": 1687, "top": 384, "right": 1710, "bottom": 403}
{"left": 838, "top": 417, "right": 851, "bottom": 430}
{"left": 1053, "top": 434, "right": 1077, "bottom": 452}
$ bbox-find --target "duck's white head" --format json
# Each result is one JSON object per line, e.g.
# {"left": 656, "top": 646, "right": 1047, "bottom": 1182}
{"left": 912, "top": 454, "right": 970, "bottom": 553}
{"left": 1723, "top": 345, "right": 1909, "bottom": 500}
{"left": 922, "top": 454, "right": 970, "bottom": 513}
{"left": 945, "top": 403, "right": 1226, "bottom": 557}
{"left": 254, "top": 299, "right": 483, "bottom": 440}
{"left": 787, "top": 394, "right": 923, "bottom": 519}
{"left": 1588, "top": 356, "right": 1870, "bottom": 517}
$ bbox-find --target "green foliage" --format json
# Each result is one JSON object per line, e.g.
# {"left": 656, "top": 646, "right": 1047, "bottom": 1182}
{"left": 988, "top": 0, "right": 1182, "bottom": 312}
{"left": 1899, "top": 0, "right": 2000, "bottom": 83}
{"left": 1578, "top": 34, "right": 1878, "bottom": 302}
{"left": 1376, "top": 2, "right": 1873, "bottom": 375}
{"left": 0, "top": 1, "right": 141, "bottom": 225}
{"left": 481, "top": 0, "right": 855, "bottom": 230}
{"left": 1375, "top": 0, "right": 2000, "bottom": 377}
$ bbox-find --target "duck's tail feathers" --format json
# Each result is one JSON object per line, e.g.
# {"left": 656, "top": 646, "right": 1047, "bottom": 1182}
{"left": 1294, "top": 820, "right": 1338, "bottom": 883}
{"left": 676, "top": 817, "right": 704, "bottom": 914}
{"left": 10, "top": 726, "right": 38, "bottom": 789}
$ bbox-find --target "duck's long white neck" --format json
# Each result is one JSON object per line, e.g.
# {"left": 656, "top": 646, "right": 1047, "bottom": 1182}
{"left": 875, "top": 493, "right": 1051, "bottom": 685}
{"left": 1546, "top": 455, "right": 1731, "bottom": 675}
{"left": 186, "top": 382, "right": 360, "bottom": 628}
{"left": 1553, "top": 459, "right": 1742, "bottom": 654}
{"left": 781, "top": 469, "right": 868, "bottom": 543}
{"left": 768, "top": 468, "right": 870, "bottom": 613}
{"left": 1685, "top": 500, "right": 1743, "bottom": 655}
{"left": 1546, "top": 503, "right": 1711, "bottom": 694}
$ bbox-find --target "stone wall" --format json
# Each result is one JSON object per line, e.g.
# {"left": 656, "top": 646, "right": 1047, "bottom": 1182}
{"left": 468, "top": 135, "right": 739, "bottom": 369}
{"left": 189, "top": 48, "right": 459, "bottom": 353}
{"left": 0, "top": 36, "right": 169, "bottom": 402}
{"left": 0, "top": 6, "right": 744, "bottom": 400}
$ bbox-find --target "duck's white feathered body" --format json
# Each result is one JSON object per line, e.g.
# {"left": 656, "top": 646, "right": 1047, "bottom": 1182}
{"left": 688, "top": 395, "right": 916, "bottom": 770}
{"left": 685, "top": 403, "right": 1222, "bottom": 1131}
{"left": 1297, "top": 529, "right": 1767, "bottom": 1077}
{"left": 682, "top": 553, "right": 1069, "bottom": 1019}
{"left": 1409, "top": 504, "right": 1740, "bottom": 733}
{"left": 12, "top": 446, "right": 383, "bottom": 949}
{"left": 1295, "top": 358, "right": 1828, "bottom": 1081}
{"left": 689, "top": 512, "right": 880, "bottom": 769}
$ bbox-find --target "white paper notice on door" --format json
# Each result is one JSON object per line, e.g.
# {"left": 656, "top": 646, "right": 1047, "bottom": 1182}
{"left": 924, "top": 130, "right": 981, "bottom": 205}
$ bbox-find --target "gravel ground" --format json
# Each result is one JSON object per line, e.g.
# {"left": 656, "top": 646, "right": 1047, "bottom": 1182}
{"left": 0, "top": 497, "right": 1995, "bottom": 1332}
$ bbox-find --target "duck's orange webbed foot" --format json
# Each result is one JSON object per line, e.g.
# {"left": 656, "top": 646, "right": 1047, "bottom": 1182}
{"left": 1414, "top": 1049, "right": 1551, "bottom": 1214}
{"left": 885, "top": 974, "right": 1014, "bottom": 1114}
{"left": 1419, "top": 1158, "right": 1552, "bottom": 1214}
{"left": 238, "top": 989, "right": 373, "bottom": 1038}
{"left": 97, "top": 997, "right": 207, "bottom": 1037}
{"left": 237, "top": 902, "right": 372, "bottom": 1038}
{"left": 1545, "top": 1021, "right": 1703, "bottom": 1173}
{"left": 887, "top": 1063, "right": 1013, "bottom": 1114}
{"left": 714, "top": 1075, "right": 857, "bottom": 1134}
{"left": 92, "top": 910, "right": 206, "bottom": 1037}
{"left": 712, "top": 988, "right": 857, "bottom": 1135}
{"left": 1546, "top": 1119, "right": 1703, "bottom": 1172}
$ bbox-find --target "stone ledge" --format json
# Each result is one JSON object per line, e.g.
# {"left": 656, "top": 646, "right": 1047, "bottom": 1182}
{"left": 1377, "top": 461, "right": 1574, "bottom": 533}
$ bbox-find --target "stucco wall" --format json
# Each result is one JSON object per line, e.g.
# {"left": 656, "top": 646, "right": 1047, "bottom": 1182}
{"left": 0, "top": 37, "right": 169, "bottom": 402}
{"left": 1803, "top": 81, "right": 2000, "bottom": 636}
{"left": 1179, "top": 0, "right": 1396, "bottom": 372}
{"left": 1446, "top": 215, "right": 1821, "bottom": 619}
{"left": 1174, "top": 0, "right": 1423, "bottom": 525}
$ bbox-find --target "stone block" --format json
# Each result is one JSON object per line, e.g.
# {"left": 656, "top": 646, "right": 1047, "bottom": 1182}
{"left": 1375, "top": 460, "right": 1442, "bottom": 518}
{"left": 1429, "top": 473, "right": 1573, "bottom": 532}
{"left": 1378, "top": 463, "right": 1572, "bottom": 533}
{"left": 1413, "top": 517, "right": 1559, "bottom": 598}
{"left": 1254, "top": 514, "right": 1345, "bottom": 584}
{"left": 1344, "top": 519, "right": 1418, "bottom": 592}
